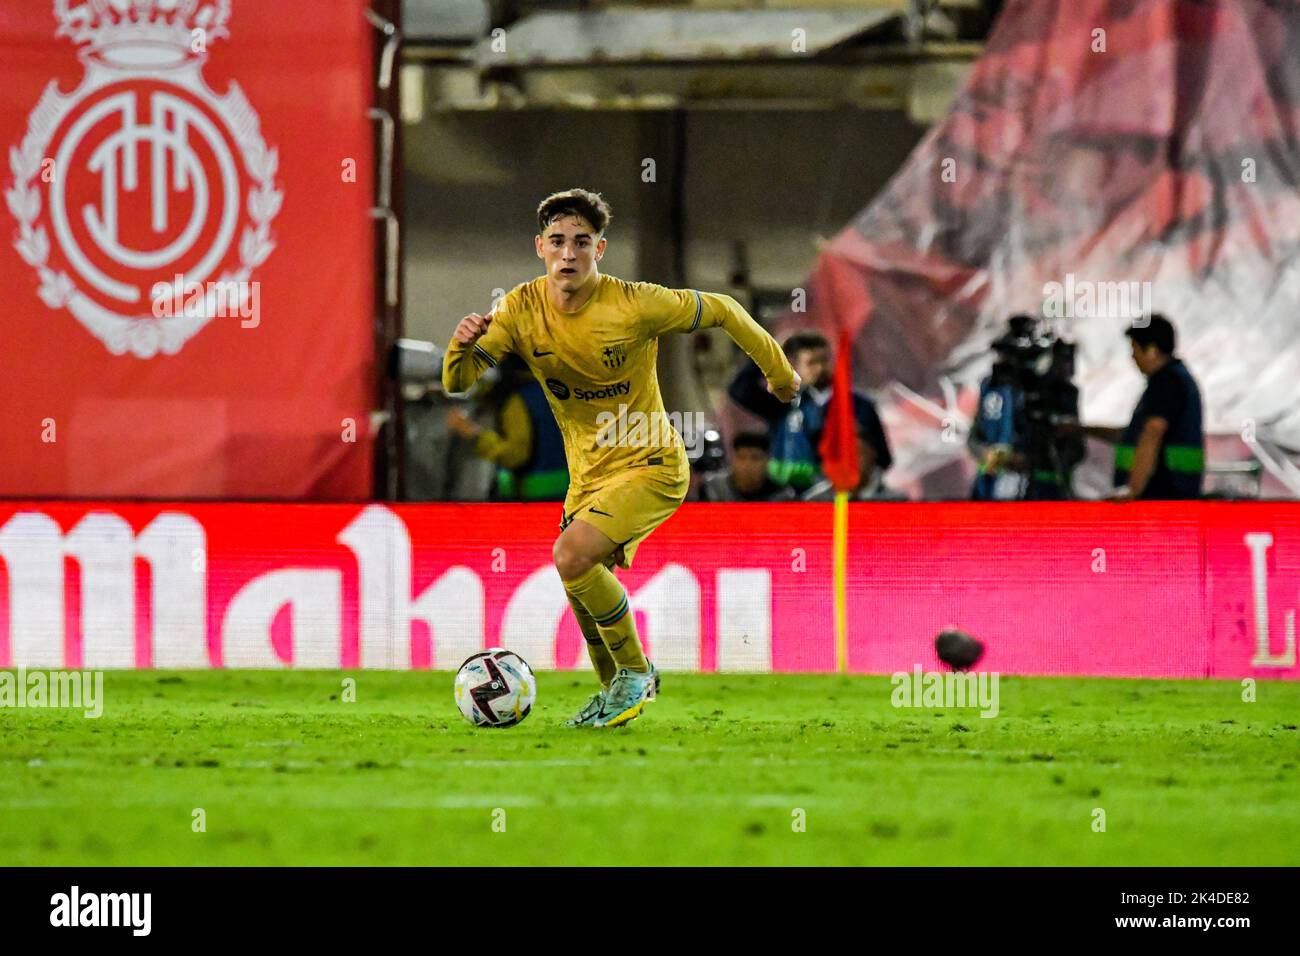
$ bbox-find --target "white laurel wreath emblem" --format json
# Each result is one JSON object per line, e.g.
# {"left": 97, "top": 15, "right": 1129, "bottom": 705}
{"left": 5, "top": 79, "right": 281, "bottom": 358}
{"left": 5, "top": 91, "right": 71, "bottom": 312}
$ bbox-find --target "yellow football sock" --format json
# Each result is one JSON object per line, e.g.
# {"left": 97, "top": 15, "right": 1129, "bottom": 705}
{"left": 567, "top": 593, "right": 616, "bottom": 689}
{"left": 562, "top": 563, "right": 649, "bottom": 673}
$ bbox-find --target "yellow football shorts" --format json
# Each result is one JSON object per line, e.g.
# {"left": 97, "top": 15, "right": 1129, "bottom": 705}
{"left": 559, "top": 464, "right": 690, "bottom": 569}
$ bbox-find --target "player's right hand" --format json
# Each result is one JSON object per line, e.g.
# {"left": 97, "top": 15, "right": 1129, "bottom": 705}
{"left": 452, "top": 311, "right": 492, "bottom": 344}
{"left": 766, "top": 369, "right": 801, "bottom": 403}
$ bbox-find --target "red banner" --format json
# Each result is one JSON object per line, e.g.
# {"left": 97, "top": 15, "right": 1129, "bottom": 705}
{"left": 0, "top": 1, "right": 375, "bottom": 499}
{"left": 0, "top": 500, "right": 1296, "bottom": 679}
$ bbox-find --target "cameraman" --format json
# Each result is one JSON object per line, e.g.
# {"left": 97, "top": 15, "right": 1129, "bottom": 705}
{"left": 969, "top": 316, "right": 1083, "bottom": 500}
{"left": 1070, "top": 315, "right": 1204, "bottom": 501}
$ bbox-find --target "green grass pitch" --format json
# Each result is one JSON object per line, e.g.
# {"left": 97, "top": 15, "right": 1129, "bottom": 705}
{"left": 1, "top": 671, "right": 1297, "bottom": 866}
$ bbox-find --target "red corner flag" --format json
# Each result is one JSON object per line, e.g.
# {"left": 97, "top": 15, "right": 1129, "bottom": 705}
{"left": 818, "top": 329, "right": 860, "bottom": 492}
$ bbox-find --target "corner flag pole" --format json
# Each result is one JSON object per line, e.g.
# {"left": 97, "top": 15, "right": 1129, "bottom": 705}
{"left": 833, "top": 488, "right": 849, "bottom": 673}
{"left": 818, "top": 328, "right": 861, "bottom": 676}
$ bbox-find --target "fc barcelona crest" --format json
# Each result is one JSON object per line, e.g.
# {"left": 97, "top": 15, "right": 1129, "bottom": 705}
{"left": 601, "top": 342, "right": 627, "bottom": 370}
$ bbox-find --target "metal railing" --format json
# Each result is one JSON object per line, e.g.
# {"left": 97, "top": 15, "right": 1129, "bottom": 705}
{"left": 367, "top": 3, "right": 405, "bottom": 500}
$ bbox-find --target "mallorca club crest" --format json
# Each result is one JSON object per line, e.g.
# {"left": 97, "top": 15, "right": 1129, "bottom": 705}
{"left": 5, "top": 0, "right": 282, "bottom": 357}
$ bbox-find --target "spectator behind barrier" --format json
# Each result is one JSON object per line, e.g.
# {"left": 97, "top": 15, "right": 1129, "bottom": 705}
{"left": 802, "top": 428, "right": 907, "bottom": 501}
{"left": 446, "top": 355, "right": 570, "bottom": 501}
{"left": 697, "top": 432, "right": 796, "bottom": 502}
{"left": 728, "top": 330, "right": 892, "bottom": 492}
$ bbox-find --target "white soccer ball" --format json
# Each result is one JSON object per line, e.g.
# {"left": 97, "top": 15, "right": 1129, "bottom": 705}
{"left": 453, "top": 648, "right": 537, "bottom": 728}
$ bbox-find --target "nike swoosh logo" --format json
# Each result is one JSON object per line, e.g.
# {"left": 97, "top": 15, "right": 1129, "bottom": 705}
{"left": 589, "top": 507, "right": 613, "bottom": 517}
{"left": 532, "top": 348, "right": 553, "bottom": 357}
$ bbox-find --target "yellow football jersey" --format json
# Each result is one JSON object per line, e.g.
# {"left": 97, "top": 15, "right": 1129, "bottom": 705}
{"left": 443, "top": 273, "right": 795, "bottom": 496}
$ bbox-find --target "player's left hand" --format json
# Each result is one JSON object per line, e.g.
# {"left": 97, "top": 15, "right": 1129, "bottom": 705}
{"left": 766, "top": 369, "right": 801, "bottom": 403}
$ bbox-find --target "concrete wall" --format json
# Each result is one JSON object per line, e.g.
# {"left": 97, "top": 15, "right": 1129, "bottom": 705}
{"left": 403, "top": 108, "right": 925, "bottom": 345}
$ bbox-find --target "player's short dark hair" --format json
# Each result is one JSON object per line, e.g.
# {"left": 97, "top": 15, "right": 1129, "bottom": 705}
{"left": 732, "top": 431, "right": 770, "bottom": 454}
{"left": 537, "top": 188, "right": 612, "bottom": 235}
{"left": 1126, "top": 314, "right": 1176, "bottom": 355}
{"left": 782, "top": 330, "right": 830, "bottom": 360}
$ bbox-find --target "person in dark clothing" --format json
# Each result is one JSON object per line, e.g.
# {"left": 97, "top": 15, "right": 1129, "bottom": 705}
{"left": 1070, "top": 315, "right": 1204, "bottom": 501}
{"left": 728, "top": 330, "right": 892, "bottom": 492}
{"left": 446, "top": 355, "right": 570, "bottom": 501}
{"left": 697, "top": 432, "right": 796, "bottom": 502}
{"left": 801, "top": 427, "right": 907, "bottom": 501}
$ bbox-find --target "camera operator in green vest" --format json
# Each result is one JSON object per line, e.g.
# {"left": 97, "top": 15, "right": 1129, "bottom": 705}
{"left": 1065, "top": 314, "right": 1204, "bottom": 502}
{"left": 446, "top": 356, "right": 569, "bottom": 502}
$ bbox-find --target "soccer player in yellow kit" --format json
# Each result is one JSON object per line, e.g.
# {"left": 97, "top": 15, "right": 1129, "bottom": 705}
{"left": 444, "top": 189, "right": 799, "bottom": 727}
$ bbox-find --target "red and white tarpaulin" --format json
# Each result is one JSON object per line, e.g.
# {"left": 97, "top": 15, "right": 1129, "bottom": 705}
{"left": 786, "top": 0, "right": 1300, "bottom": 498}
